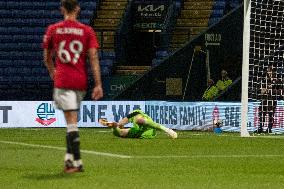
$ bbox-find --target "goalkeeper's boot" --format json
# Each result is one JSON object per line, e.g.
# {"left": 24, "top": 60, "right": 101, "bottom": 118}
{"left": 165, "top": 128, "right": 178, "bottom": 139}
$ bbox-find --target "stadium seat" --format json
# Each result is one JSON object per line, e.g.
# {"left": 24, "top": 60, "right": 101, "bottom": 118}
{"left": 3, "top": 67, "right": 32, "bottom": 76}
{"left": 100, "top": 51, "right": 116, "bottom": 59}
{"left": 208, "top": 17, "right": 222, "bottom": 26}
{"left": 0, "top": 35, "right": 12, "bottom": 43}
{"left": 0, "top": 0, "right": 98, "bottom": 95}
{"left": 13, "top": 35, "right": 43, "bottom": 43}
{"left": 21, "top": 27, "right": 45, "bottom": 35}
{"left": 156, "top": 51, "right": 169, "bottom": 58}
{"left": 152, "top": 58, "right": 162, "bottom": 67}
{"left": 100, "top": 66, "right": 112, "bottom": 76}
{"left": 100, "top": 59, "right": 114, "bottom": 67}
{"left": 0, "top": 60, "right": 13, "bottom": 67}
{"left": 214, "top": 1, "right": 226, "bottom": 9}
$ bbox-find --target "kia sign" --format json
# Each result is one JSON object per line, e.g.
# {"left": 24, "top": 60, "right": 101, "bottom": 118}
{"left": 137, "top": 4, "right": 165, "bottom": 18}
{"left": 133, "top": 1, "right": 169, "bottom": 30}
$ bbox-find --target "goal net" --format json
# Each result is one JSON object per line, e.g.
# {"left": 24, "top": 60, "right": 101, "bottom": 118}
{"left": 241, "top": 0, "right": 284, "bottom": 136}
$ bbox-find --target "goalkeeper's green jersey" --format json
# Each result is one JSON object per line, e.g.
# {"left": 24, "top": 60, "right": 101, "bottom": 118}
{"left": 126, "top": 110, "right": 156, "bottom": 139}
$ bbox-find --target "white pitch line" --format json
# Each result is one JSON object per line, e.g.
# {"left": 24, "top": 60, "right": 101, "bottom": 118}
{"left": 133, "top": 154, "right": 284, "bottom": 159}
{"left": 0, "top": 140, "right": 131, "bottom": 159}
{"left": 1, "top": 140, "right": 283, "bottom": 159}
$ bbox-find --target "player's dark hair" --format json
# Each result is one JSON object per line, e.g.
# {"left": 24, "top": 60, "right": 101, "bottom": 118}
{"left": 61, "top": 0, "right": 79, "bottom": 13}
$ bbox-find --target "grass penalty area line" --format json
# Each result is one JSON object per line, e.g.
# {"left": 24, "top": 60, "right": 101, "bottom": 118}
{"left": 1, "top": 140, "right": 283, "bottom": 159}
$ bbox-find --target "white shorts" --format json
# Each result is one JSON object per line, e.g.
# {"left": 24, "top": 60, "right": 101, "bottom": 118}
{"left": 53, "top": 88, "right": 86, "bottom": 111}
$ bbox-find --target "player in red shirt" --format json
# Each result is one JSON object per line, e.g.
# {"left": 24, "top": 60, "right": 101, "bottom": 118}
{"left": 43, "top": 0, "right": 103, "bottom": 173}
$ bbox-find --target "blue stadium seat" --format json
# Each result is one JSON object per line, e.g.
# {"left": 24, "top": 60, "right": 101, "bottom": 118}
{"left": 152, "top": 58, "right": 162, "bottom": 67}
{"left": 100, "top": 59, "right": 113, "bottom": 67}
{"left": 0, "top": 35, "right": 11, "bottom": 43}
{"left": 80, "top": 10, "right": 94, "bottom": 19}
{"left": 3, "top": 67, "right": 32, "bottom": 76}
{"left": 0, "top": 60, "right": 13, "bottom": 67}
{"left": 212, "top": 9, "right": 224, "bottom": 17}
{"left": 20, "top": 60, "right": 43, "bottom": 66}
{"left": 0, "top": 51, "right": 42, "bottom": 60}
{"left": 100, "top": 51, "right": 115, "bottom": 59}
{"left": 31, "top": 67, "right": 48, "bottom": 74}
{"left": 100, "top": 66, "right": 111, "bottom": 76}
{"left": 208, "top": 17, "right": 222, "bottom": 26}
{"left": 0, "top": 43, "right": 41, "bottom": 51}
{"left": 81, "top": 2, "right": 97, "bottom": 10}
{"left": 156, "top": 50, "right": 169, "bottom": 58}
{"left": 0, "top": 0, "right": 99, "bottom": 93}
{"left": 13, "top": 35, "right": 43, "bottom": 43}
{"left": 214, "top": 1, "right": 226, "bottom": 9}
{"left": 0, "top": 27, "right": 45, "bottom": 35}
{"left": 21, "top": 27, "right": 45, "bottom": 35}
{"left": 230, "top": 0, "right": 241, "bottom": 8}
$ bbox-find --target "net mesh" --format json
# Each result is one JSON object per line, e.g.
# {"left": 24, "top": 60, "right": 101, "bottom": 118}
{"left": 249, "top": 0, "right": 284, "bottom": 133}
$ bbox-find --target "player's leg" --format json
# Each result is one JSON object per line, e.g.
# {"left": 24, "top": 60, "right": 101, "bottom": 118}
{"left": 267, "top": 100, "right": 277, "bottom": 133}
{"left": 53, "top": 88, "right": 85, "bottom": 173}
{"left": 64, "top": 111, "right": 83, "bottom": 173}
{"left": 136, "top": 116, "right": 177, "bottom": 139}
{"left": 140, "top": 129, "right": 156, "bottom": 139}
{"left": 257, "top": 101, "right": 265, "bottom": 133}
{"left": 112, "top": 127, "right": 130, "bottom": 138}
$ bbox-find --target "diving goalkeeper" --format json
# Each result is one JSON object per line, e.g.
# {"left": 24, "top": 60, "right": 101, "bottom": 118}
{"left": 99, "top": 110, "right": 177, "bottom": 139}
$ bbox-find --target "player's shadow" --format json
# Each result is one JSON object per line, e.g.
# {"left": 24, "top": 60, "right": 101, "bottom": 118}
{"left": 23, "top": 172, "right": 83, "bottom": 180}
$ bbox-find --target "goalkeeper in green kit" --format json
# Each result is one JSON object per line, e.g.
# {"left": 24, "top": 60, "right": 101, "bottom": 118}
{"left": 99, "top": 110, "right": 177, "bottom": 139}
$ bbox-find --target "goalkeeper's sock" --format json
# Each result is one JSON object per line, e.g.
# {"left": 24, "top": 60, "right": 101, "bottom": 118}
{"left": 143, "top": 119, "right": 177, "bottom": 139}
{"left": 143, "top": 119, "right": 167, "bottom": 131}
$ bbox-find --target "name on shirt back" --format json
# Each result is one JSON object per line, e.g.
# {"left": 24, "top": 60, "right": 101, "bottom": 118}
{"left": 56, "top": 27, "right": 84, "bottom": 36}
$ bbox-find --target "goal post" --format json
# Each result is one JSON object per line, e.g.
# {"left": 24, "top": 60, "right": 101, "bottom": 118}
{"left": 241, "top": 0, "right": 251, "bottom": 137}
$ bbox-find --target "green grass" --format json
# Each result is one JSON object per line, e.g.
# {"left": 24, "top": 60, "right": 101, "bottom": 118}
{"left": 0, "top": 128, "right": 283, "bottom": 189}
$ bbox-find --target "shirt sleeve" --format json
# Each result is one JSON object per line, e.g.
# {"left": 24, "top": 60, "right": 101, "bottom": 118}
{"left": 42, "top": 25, "right": 54, "bottom": 49}
{"left": 88, "top": 28, "right": 99, "bottom": 49}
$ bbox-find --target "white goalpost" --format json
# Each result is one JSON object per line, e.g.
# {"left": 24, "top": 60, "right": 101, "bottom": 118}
{"left": 241, "top": 0, "right": 251, "bottom": 137}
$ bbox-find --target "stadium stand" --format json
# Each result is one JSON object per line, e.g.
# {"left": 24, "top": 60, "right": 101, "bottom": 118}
{"left": 92, "top": 0, "right": 129, "bottom": 75}
{"left": 170, "top": 0, "right": 226, "bottom": 50}
{"left": 0, "top": 0, "right": 99, "bottom": 100}
{"left": 114, "top": 0, "right": 243, "bottom": 101}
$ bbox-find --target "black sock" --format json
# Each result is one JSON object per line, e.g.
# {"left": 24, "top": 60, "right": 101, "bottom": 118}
{"left": 66, "top": 133, "right": 73, "bottom": 155}
{"left": 69, "top": 131, "right": 81, "bottom": 161}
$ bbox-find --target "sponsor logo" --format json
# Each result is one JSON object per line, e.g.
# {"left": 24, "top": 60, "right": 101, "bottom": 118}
{"left": 137, "top": 5, "right": 166, "bottom": 18}
{"left": 138, "top": 5, "right": 165, "bottom": 12}
{"left": 35, "top": 103, "right": 56, "bottom": 126}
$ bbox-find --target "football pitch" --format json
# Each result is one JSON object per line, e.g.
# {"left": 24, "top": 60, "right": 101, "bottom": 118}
{"left": 0, "top": 129, "right": 283, "bottom": 189}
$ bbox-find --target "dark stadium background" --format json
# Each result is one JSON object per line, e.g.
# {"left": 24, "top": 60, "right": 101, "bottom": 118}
{"left": 0, "top": 0, "right": 242, "bottom": 101}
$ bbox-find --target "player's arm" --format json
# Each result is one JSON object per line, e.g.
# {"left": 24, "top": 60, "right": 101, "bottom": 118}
{"left": 43, "top": 49, "right": 55, "bottom": 80}
{"left": 42, "top": 26, "right": 55, "bottom": 80}
{"left": 117, "top": 117, "right": 129, "bottom": 128}
{"left": 99, "top": 117, "right": 128, "bottom": 128}
{"left": 89, "top": 48, "right": 103, "bottom": 100}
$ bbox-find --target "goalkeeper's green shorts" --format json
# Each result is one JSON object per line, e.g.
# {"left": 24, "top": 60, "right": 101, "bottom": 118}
{"left": 126, "top": 127, "right": 156, "bottom": 139}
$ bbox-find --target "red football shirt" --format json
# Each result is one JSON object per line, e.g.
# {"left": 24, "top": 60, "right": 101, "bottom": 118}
{"left": 43, "top": 20, "right": 99, "bottom": 90}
